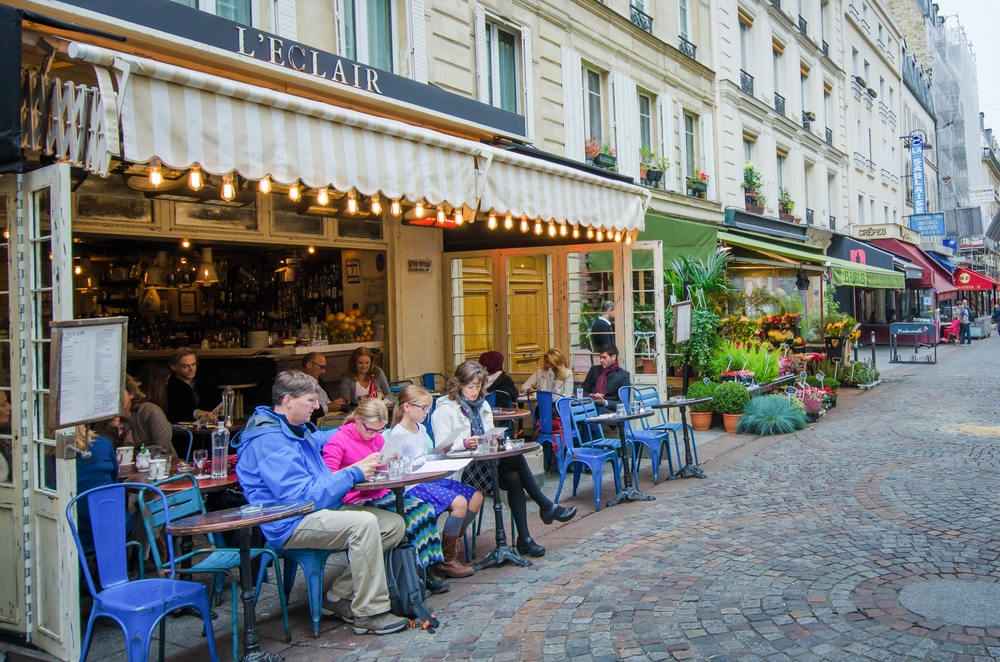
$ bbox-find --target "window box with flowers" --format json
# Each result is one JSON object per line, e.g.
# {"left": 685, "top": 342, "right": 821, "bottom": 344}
{"left": 639, "top": 146, "right": 670, "bottom": 186}
{"left": 778, "top": 186, "right": 796, "bottom": 220}
{"left": 742, "top": 161, "right": 764, "bottom": 213}
{"left": 586, "top": 138, "right": 617, "bottom": 170}
{"left": 686, "top": 170, "right": 709, "bottom": 198}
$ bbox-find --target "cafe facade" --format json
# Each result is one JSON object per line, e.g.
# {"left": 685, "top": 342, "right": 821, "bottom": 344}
{"left": 0, "top": 0, "right": 675, "bottom": 656}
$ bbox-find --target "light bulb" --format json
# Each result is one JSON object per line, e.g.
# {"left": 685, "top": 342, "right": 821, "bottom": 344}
{"left": 437, "top": 206, "right": 446, "bottom": 225}
{"left": 148, "top": 159, "right": 162, "bottom": 187}
{"left": 534, "top": 220, "right": 542, "bottom": 235}
{"left": 415, "top": 201, "right": 425, "bottom": 217}
{"left": 259, "top": 177, "right": 272, "bottom": 194}
{"left": 504, "top": 213, "right": 513, "bottom": 230}
{"left": 347, "top": 191, "right": 357, "bottom": 213}
{"left": 317, "top": 188, "right": 329, "bottom": 206}
{"left": 371, "top": 194, "right": 382, "bottom": 215}
{"left": 587, "top": 227, "right": 594, "bottom": 239}
{"left": 597, "top": 230, "right": 604, "bottom": 241}
{"left": 572, "top": 224, "right": 580, "bottom": 239}
{"left": 625, "top": 232, "right": 632, "bottom": 245}
{"left": 455, "top": 209, "right": 463, "bottom": 225}
{"left": 520, "top": 217, "right": 529, "bottom": 233}
{"left": 181, "top": 239, "right": 190, "bottom": 248}
{"left": 221, "top": 174, "right": 235, "bottom": 201}
{"left": 560, "top": 223, "right": 568, "bottom": 237}
{"left": 488, "top": 213, "right": 497, "bottom": 230}
{"left": 548, "top": 222, "right": 556, "bottom": 237}
{"left": 308, "top": 246, "right": 315, "bottom": 253}
{"left": 614, "top": 231, "right": 622, "bottom": 242}
{"left": 288, "top": 185, "right": 300, "bottom": 202}
{"left": 391, "top": 199, "right": 401, "bottom": 215}
{"left": 188, "top": 166, "right": 203, "bottom": 191}
{"left": 74, "top": 265, "right": 82, "bottom": 275}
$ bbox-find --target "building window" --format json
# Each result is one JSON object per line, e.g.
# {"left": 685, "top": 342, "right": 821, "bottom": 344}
{"left": 344, "top": 0, "right": 394, "bottom": 72}
{"left": 776, "top": 153, "right": 785, "bottom": 189}
{"left": 486, "top": 21, "right": 520, "bottom": 113}
{"left": 584, "top": 67, "right": 603, "bottom": 144}
{"left": 639, "top": 93, "right": 653, "bottom": 150}
{"left": 773, "top": 47, "right": 782, "bottom": 93}
{"left": 744, "top": 138, "right": 753, "bottom": 163}
{"left": 824, "top": 88, "right": 831, "bottom": 126}
{"left": 870, "top": 197, "right": 876, "bottom": 226}
{"left": 175, "top": 0, "right": 252, "bottom": 24}
{"left": 678, "top": 0, "right": 690, "bottom": 41}
{"left": 852, "top": 48, "right": 860, "bottom": 78}
{"left": 883, "top": 203, "right": 889, "bottom": 224}
{"left": 864, "top": 60, "right": 871, "bottom": 85}
{"left": 800, "top": 72, "right": 808, "bottom": 112}
{"left": 739, "top": 20, "right": 751, "bottom": 72}
{"left": 684, "top": 113, "right": 698, "bottom": 178}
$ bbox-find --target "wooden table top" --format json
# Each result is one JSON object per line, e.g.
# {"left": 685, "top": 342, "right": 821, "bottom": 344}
{"left": 461, "top": 441, "right": 540, "bottom": 461}
{"left": 119, "top": 460, "right": 239, "bottom": 493}
{"left": 492, "top": 408, "right": 531, "bottom": 421}
{"left": 354, "top": 470, "right": 452, "bottom": 491}
{"left": 165, "top": 500, "right": 314, "bottom": 536}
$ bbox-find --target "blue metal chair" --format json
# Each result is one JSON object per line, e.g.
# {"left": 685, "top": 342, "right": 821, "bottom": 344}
{"left": 257, "top": 548, "right": 338, "bottom": 638}
{"left": 138, "top": 475, "right": 292, "bottom": 659}
{"left": 553, "top": 398, "right": 622, "bottom": 511}
{"left": 69, "top": 483, "right": 220, "bottom": 662}
{"left": 628, "top": 386, "right": 690, "bottom": 474}
{"left": 618, "top": 386, "right": 676, "bottom": 485}
{"left": 528, "top": 391, "right": 558, "bottom": 472}
{"left": 421, "top": 373, "right": 448, "bottom": 391}
{"left": 485, "top": 391, "right": 497, "bottom": 407}
{"left": 171, "top": 425, "right": 195, "bottom": 462}
{"left": 389, "top": 379, "right": 413, "bottom": 393}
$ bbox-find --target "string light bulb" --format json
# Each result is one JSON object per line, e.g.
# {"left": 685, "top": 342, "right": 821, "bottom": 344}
{"left": 560, "top": 222, "right": 568, "bottom": 237}
{"left": 625, "top": 232, "right": 633, "bottom": 245}
{"left": 596, "top": 230, "right": 604, "bottom": 241}
{"left": 587, "top": 226, "right": 594, "bottom": 239}
{"left": 371, "top": 194, "right": 382, "bottom": 215}
{"left": 415, "top": 200, "right": 425, "bottom": 218}
{"left": 316, "top": 187, "right": 330, "bottom": 206}
{"left": 181, "top": 239, "right": 190, "bottom": 248}
{"left": 455, "top": 209, "right": 463, "bottom": 225}
{"left": 573, "top": 224, "right": 580, "bottom": 239}
{"left": 221, "top": 174, "right": 236, "bottom": 201}
{"left": 534, "top": 219, "right": 543, "bottom": 235}
{"left": 548, "top": 221, "right": 556, "bottom": 237}
{"left": 307, "top": 246, "right": 315, "bottom": 253}
{"left": 288, "top": 184, "right": 301, "bottom": 202}
{"left": 188, "top": 166, "right": 203, "bottom": 191}
{"left": 614, "top": 231, "right": 622, "bottom": 243}
{"left": 391, "top": 198, "right": 401, "bottom": 215}
{"left": 520, "top": 217, "right": 529, "bottom": 233}
{"left": 488, "top": 212, "right": 497, "bottom": 230}
{"left": 437, "top": 206, "right": 446, "bottom": 225}
{"left": 504, "top": 213, "right": 514, "bottom": 230}
{"left": 148, "top": 158, "right": 163, "bottom": 187}
{"left": 347, "top": 190, "right": 357, "bottom": 213}
{"left": 259, "top": 177, "right": 272, "bottom": 194}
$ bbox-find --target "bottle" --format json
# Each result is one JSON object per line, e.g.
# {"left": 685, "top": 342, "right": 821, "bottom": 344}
{"left": 211, "top": 423, "right": 230, "bottom": 479}
{"left": 221, "top": 386, "right": 236, "bottom": 426}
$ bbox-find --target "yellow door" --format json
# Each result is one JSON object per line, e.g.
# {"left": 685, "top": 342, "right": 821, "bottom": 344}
{"left": 449, "top": 256, "right": 495, "bottom": 366}
{"left": 506, "top": 254, "right": 553, "bottom": 375}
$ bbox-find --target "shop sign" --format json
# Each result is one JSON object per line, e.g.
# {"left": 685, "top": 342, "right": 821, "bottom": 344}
{"left": 851, "top": 223, "right": 919, "bottom": 243}
{"left": 827, "top": 235, "right": 894, "bottom": 272}
{"left": 969, "top": 186, "right": 996, "bottom": 205}
{"left": 908, "top": 213, "right": 945, "bottom": 237}
{"left": 890, "top": 322, "right": 932, "bottom": 336}
{"left": 911, "top": 135, "right": 926, "bottom": 214}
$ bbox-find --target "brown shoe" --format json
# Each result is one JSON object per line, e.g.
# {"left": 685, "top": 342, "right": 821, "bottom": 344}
{"left": 433, "top": 533, "right": 475, "bottom": 578}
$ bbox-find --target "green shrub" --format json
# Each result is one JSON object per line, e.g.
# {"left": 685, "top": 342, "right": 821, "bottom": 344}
{"left": 713, "top": 381, "right": 750, "bottom": 415}
{"left": 823, "top": 378, "right": 840, "bottom": 390}
{"left": 685, "top": 381, "right": 717, "bottom": 412}
{"left": 735, "top": 395, "right": 809, "bottom": 436}
{"left": 805, "top": 375, "right": 822, "bottom": 389}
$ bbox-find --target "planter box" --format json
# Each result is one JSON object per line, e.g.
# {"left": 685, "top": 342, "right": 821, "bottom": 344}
{"left": 746, "top": 204, "right": 765, "bottom": 214}
{"left": 779, "top": 213, "right": 795, "bottom": 221}
{"left": 644, "top": 169, "right": 664, "bottom": 184}
{"left": 593, "top": 152, "right": 617, "bottom": 169}
{"left": 637, "top": 357, "right": 656, "bottom": 374}
{"left": 687, "top": 180, "right": 708, "bottom": 193}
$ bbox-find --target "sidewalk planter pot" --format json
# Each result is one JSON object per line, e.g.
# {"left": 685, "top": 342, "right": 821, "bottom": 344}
{"left": 690, "top": 411, "right": 713, "bottom": 431}
{"left": 722, "top": 413, "right": 741, "bottom": 433}
{"left": 712, "top": 381, "right": 750, "bottom": 434}
{"left": 594, "top": 152, "right": 617, "bottom": 169}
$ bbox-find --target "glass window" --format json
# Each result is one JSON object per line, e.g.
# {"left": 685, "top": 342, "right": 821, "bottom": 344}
{"left": 567, "top": 250, "right": 614, "bottom": 358}
{"left": 773, "top": 49, "right": 782, "bottom": 93}
{"left": 631, "top": 251, "right": 660, "bottom": 376}
{"left": 585, "top": 68, "right": 603, "bottom": 144}
{"left": 684, "top": 113, "right": 697, "bottom": 178}
{"left": 739, "top": 20, "right": 750, "bottom": 71}
{"left": 450, "top": 257, "right": 495, "bottom": 367}
{"left": 801, "top": 73, "right": 808, "bottom": 111}
{"left": 678, "top": 0, "right": 689, "bottom": 40}
{"left": 728, "top": 268, "right": 823, "bottom": 341}
{"left": 172, "top": 0, "right": 250, "bottom": 25}
{"left": 776, "top": 153, "right": 784, "bottom": 189}
{"left": 858, "top": 194, "right": 865, "bottom": 224}
{"left": 487, "top": 22, "right": 520, "bottom": 114}
{"left": 639, "top": 93, "right": 653, "bottom": 150}
{"left": 744, "top": 138, "right": 753, "bottom": 163}
{"left": 345, "top": 0, "right": 393, "bottom": 72}
{"left": 506, "top": 254, "right": 554, "bottom": 375}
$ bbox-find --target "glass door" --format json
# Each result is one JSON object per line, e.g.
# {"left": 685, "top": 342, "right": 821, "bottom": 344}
{"left": 505, "top": 252, "right": 554, "bottom": 376}
{"left": 449, "top": 255, "right": 496, "bottom": 367}
{"left": 564, "top": 247, "right": 620, "bottom": 380}
{"left": 625, "top": 242, "right": 666, "bottom": 394}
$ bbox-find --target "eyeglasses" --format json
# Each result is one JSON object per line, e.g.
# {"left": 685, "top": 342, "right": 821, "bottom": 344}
{"left": 407, "top": 404, "right": 431, "bottom": 413}
{"left": 308, "top": 361, "right": 327, "bottom": 370}
{"left": 360, "top": 421, "right": 386, "bottom": 434}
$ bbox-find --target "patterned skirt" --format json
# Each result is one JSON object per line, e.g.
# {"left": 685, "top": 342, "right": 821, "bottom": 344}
{"left": 408, "top": 478, "right": 479, "bottom": 516}
{"left": 367, "top": 493, "right": 444, "bottom": 569}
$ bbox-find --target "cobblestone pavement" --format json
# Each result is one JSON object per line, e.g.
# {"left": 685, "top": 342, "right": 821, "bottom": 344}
{"left": 166, "top": 341, "right": 1000, "bottom": 662}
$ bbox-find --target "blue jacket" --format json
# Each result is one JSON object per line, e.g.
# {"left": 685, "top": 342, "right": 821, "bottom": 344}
{"left": 236, "top": 406, "right": 363, "bottom": 549}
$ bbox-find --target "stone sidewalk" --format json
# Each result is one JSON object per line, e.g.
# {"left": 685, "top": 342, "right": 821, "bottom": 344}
{"left": 139, "top": 339, "right": 1000, "bottom": 660}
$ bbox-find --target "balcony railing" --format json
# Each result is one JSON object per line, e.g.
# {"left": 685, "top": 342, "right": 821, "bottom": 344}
{"left": 802, "top": 112, "right": 813, "bottom": 132}
{"left": 864, "top": 93, "right": 873, "bottom": 110}
{"left": 774, "top": 93, "right": 786, "bottom": 116}
{"left": 886, "top": 50, "right": 894, "bottom": 64}
{"left": 806, "top": 208, "right": 814, "bottom": 225}
{"left": 881, "top": 168, "right": 892, "bottom": 183}
{"left": 848, "top": 3, "right": 859, "bottom": 21}
{"left": 852, "top": 76, "right": 865, "bottom": 99}
{"left": 678, "top": 35, "right": 697, "bottom": 60}
{"left": 877, "top": 38, "right": 886, "bottom": 52}
{"left": 866, "top": 159, "right": 876, "bottom": 174}
{"left": 879, "top": 101, "right": 889, "bottom": 122}
{"left": 829, "top": 215, "right": 836, "bottom": 230}
{"left": 891, "top": 174, "right": 899, "bottom": 188}
{"left": 854, "top": 152, "right": 866, "bottom": 169}
{"left": 629, "top": 4, "right": 653, "bottom": 33}
{"left": 798, "top": 15, "right": 808, "bottom": 35}
{"left": 826, "top": 127, "right": 833, "bottom": 145}
{"left": 888, "top": 111, "right": 897, "bottom": 129}
{"left": 823, "top": 40, "right": 830, "bottom": 57}
{"left": 740, "top": 70, "right": 754, "bottom": 96}
{"left": 861, "top": 18, "right": 870, "bottom": 34}
{"left": 771, "top": 0, "right": 780, "bottom": 7}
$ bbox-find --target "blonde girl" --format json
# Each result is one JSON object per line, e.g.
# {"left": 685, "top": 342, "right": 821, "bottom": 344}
{"left": 384, "top": 386, "right": 481, "bottom": 578}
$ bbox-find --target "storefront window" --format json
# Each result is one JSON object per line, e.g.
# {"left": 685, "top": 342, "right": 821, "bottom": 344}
{"left": 0, "top": 196, "right": 11, "bottom": 485}
{"left": 273, "top": 194, "right": 326, "bottom": 236}
{"left": 74, "top": 175, "right": 153, "bottom": 225}
{"left": 729, "top": 267, "right": 823, "bottom": 341}
{"left": 900, "top": 288, "right": 935, "bottom": 321}
{"left": 631, "top": 250, "right": 659, "bottom": 376}
{"left": 450, "top": 256, "right": 495, "bottom": 367}
{"left": 567, "top": 250, "right": 613, "bottom": 373}
{"left": 506, "top": 254, "right": 553, "bottom": 374}
{"left": 338, "top": 217, "right": 384, "bottom": 241}
{"left": 857, "top": 288, "right": 899, "bottom": 325}
{"left": 175, "top": 200, "right": 257, "bottom": 232}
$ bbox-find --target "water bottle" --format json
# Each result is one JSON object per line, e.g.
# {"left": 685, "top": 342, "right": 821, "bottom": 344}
{"left": 211, "top": 423, "right": 229, "bottom": 479}
{"left": 221, "top": 386, "right": 236, "bottom": 426}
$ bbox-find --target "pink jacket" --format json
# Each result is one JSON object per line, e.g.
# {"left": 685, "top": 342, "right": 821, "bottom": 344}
{"left": 321, "top": 422, "right": 389, "bottom": 504}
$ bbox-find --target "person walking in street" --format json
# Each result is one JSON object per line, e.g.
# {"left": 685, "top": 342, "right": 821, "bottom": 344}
{"left": 959, "top": 299, "right": 972, "bottom": 345}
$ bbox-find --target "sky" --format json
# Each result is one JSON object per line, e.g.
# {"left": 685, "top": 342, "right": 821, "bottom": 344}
{"left": 931, "top": 0, "right": 1000, "bottom": 135}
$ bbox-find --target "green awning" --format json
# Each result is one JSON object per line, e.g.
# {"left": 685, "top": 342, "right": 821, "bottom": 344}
{"left": 639, "top": 213, "right": 718, "bottom": 267}
{"left": 718, "top": 230, "right": 904, "bottom": 289}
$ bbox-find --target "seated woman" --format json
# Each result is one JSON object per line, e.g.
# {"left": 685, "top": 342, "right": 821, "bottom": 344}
{"left": 321, "top": 399, "right": 450, "bottom": 593}
{"left": 338, "top": 347, "right": 394, "bottom": 409}
{"left": 74, "top": 424, "right": 132, "bottom": 554}
{"left": 95, "top": 375, "right": 175, "bottom": 458}
{"left": 520, "top": 348, "right": 575, "bottom": 397}
{"left": 138, "top": 361, "right": 173, "bottom": 414}
{"left": 432, "top": 361, "right": 576, "bottom": 558}
{"left": 384, "top": 385, "right": 481, "bottom": 578}
{"left": 479, "top": 351, "right": 519, "bottom": 407}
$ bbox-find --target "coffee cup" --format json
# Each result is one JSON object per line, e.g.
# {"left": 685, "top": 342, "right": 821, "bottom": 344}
{"left": 116, "top": 446, "right": 134, "bottom": 465}
{"left": 148, "top": 458, "right": 168, "bottom": 480}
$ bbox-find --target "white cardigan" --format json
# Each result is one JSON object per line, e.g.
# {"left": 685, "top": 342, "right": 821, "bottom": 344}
{"left": 518, "top": 367, "right": 574, "bottom": 397}
{"left": 430, "top": 397, "right": 495, "bottom": 449}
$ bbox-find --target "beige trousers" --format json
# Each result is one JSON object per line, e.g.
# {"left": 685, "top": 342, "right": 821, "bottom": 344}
{"left": 283, "top": 504, "right": 405, "bottom": 617}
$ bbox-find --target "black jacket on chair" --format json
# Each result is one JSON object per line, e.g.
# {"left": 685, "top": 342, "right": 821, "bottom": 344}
{"left": 581, "top": 366, "right": 631, "bottom": 413}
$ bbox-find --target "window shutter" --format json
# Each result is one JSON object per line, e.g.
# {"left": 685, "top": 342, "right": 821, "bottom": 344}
{"left": 658, "top": 93, "right": 675, "bottom": 191}
{"left": 335, "top": 0, "right": 346, "bottom": 56}
{"left": 521, "top": 26, "right": 534, "bottom": 143}
{"left": 678, "top": 105, "right": 688, "bottom": 182}
{"left": 275, "top": 0, "right": 297, "bottom": 40}
{"left": 410, "top": 0, "right": 427, "bottom": 83}
{"left": 561, "top": 47, "right": 585, "bottom": 162}
{"left": 700, "top": 113, "right": 716, "bottom": 199}
{"left": 475, "top": 6, "right": 489, "bottom": 104}
{"left": 612, "top": 71, "right": 640, "bottom": 181}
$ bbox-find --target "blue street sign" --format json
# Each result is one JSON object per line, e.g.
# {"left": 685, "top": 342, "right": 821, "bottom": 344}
{"left": 911, "top": 135, "right": 926, "bottom": 214}
{"left": 908, "top": 212, "right": 945, "bottom": 236}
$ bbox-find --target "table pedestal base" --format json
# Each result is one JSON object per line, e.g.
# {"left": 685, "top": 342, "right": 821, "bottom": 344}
{"left": 606, "top": 486, "right": 655, "bottom": 507}
{"left": 672, "top": 464, "right": 706, "bottom": 479}
{"left": 473, "top": 544, "right": 532, "bottom": 572}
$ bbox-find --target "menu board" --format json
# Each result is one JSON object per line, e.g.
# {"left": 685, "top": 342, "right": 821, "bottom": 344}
{"left": 49, "top": 317, "right": 128, "bottom": 430}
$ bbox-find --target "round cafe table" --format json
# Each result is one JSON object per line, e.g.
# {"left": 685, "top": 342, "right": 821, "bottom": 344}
{"left": 491, "top": 407, "right": 531, "bottom": 422}
{"left": 354, "top": 470, "right": 452, "bottom": 515}
{"left": 166, "top": 500, "right": 314, "bottom": 662}
{"left": 652, "top": 397, "right": 711, "bottom": 479}
{"left": 584, "top": 410, "right": 655, "bottom": 507}
{"left": 118, "top": 459, "right": 239, "bottom": 493}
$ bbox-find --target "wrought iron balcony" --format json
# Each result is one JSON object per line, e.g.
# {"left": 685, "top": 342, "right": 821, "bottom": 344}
{"left": 861, "top": 18, "right": 870, "bottom": 34}
{"left": 829, "top": 215, "right": 836, "bottom": 230}
{"left": 678, "top": 35, "right": 697, "bottom": 60}
{"left": 629, "top": 4, "right": 653, "bottom": 33}
{"left": 823, "top": 40, "right": 829, "bottom": 57}
{"left": 881, "top": 168, "right": 891, "bottom": 183}
{"left": 771, "top": 0, "right": 780, "bottom": 7}
{"left": 774, "top": 93, "right": 786, "bottom": 116}
{"left": 879, "top": 101, "right": 889, "bottom": 122}
{"left": 848, "top": 3, "right": 859, "bottom": 21}
{"left": 864, "top": 94, "right": 873, "bottom": 110}
{"left": 866, "top": 159, "right": 876, "bottom": 174}
{"left": 802, "top": 112, "right": 813, "bottom": 131}
{"left": 877, "top": 38, "right": 886, "bottom": 52}
{"left": 891, "top": 174, "right": 899, "bottom": 188}
{"left": 854, "top": 152, "right": 866, "bottom": 169}
{"left": 852, "top": 76, "right": 865, "bottom": 99}
{"left": 740, "top": 70, "right": 754, "bottom": 96}
{"left": 826, "top": 127, "right": 833, "bottom": 145}
{"left": 806, "top": 208, "right": 814, "bottom": 225}
{"left": 888, "top": 111, "right": 897, "bottom": 129}
{"left": 798, "top": 15, "right": 808, "bottom": 35}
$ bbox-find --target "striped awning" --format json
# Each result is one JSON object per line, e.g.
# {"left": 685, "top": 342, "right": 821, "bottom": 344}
{"left": 65, "top": 42, "right": 647, "bottom": 232}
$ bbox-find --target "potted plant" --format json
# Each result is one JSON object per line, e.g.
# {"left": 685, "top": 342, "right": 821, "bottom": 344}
{"left": 644, "top": 154, "right": 669, "bottom": 186}
{"left": 803, "top": 111, "right": 817, "bottom": 121}
{"left": 742, "top": 161, "right": 764, "bottom": 212}
{"left": 585, "top": 137, "right": 601, "bottom": 164}
{"left": 735, "top": 394, "right": 808, "bottom": 435}
{"left": 686, "top": 381, "right": 717, "bottom": 431}
{"left": 594, "top": 141, "right": 617, "bottom": 169}
{"left": 778, "top": 186, "right": 795, "bottom": 219}
{"left": 639, "top": 145, "right": 653, "bottom": 180}
{"left": 686, "top": 169, "right": 709, "bottom": 198}
{"left": 713, "top": 380, "right": 750, "bottom": 433}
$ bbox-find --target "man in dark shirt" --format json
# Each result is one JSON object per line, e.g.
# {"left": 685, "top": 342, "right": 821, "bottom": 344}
{"left": 166, "top": 348, "right": 217, "bottom": 424}
{"left": 581, "top": 343, "right": 631, "bottom": 414}
{"left": 300, "top": 352, "right": 348, "bottom": 423}
{"left": 590, "top": 301, "right": 615, "bottom": 350}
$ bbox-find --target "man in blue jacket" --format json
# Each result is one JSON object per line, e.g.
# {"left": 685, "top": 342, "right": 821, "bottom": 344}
{"left": 237, "top": 371, "right": 407, "bottom": 635}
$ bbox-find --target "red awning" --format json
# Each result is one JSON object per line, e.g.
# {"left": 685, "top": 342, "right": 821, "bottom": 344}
{"left": 869, "top": 239, "right": 959, "bottom": 300}
{"left": 954, "top": 267, "right": 1000, "bottom": 291}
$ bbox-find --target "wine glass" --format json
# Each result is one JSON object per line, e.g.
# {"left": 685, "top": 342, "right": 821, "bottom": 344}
{"left": 193, "top": 449, "right": 208, "bottom": 477}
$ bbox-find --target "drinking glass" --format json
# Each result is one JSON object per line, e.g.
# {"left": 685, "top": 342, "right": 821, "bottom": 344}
{"left": 148, "top": 446, "right": 163, "bottom": 461}
{"left": 615, "top": 403, "right": 627, "bottom": 417}
{"left": 388, "top": 459, "right": 405, "bottom": 480}
{"left": 193, "top": 449, "right": 209, "bottom": 477}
